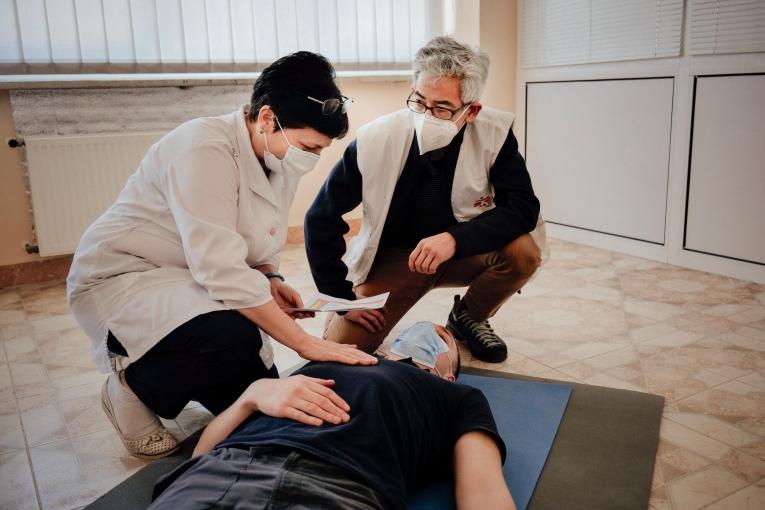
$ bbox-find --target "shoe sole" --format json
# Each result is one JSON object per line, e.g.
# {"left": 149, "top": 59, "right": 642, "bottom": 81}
{"left": 446, "top": 320, "right": 508, "bottom": 363}
{"left": 100, "top": 378, "right": 180, "bottom": 460}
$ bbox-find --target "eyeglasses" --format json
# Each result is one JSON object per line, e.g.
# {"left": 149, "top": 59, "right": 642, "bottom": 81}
{"left": 305, "top": 94, "right": 353, "bottom": 115}
{"left": 406, "top": 91, "right": 469, "bottom": 121}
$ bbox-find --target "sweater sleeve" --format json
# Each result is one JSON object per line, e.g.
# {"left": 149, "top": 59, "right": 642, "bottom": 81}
{"left": 304, "top": 141, "right": 363, "bottom": 300}
{"left": 447, "top": 129, "right": 540, "bottom": 258}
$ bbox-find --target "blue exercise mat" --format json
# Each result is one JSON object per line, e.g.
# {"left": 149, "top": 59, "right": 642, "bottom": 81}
{"left": 407, "top": 374, "right": 572, "bottom": 510}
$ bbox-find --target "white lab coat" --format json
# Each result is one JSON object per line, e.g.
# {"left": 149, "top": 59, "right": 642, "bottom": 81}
{"left": 67, "top": 106, "right": 297, "bottom": 373}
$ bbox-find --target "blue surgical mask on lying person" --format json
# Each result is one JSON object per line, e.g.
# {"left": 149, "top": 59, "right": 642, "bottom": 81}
{"left": 390, "top": 321, "right": 449, "bottom": 369}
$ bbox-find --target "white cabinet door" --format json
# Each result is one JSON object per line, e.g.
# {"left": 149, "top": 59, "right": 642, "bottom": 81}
{"left": 685, "top": 74, "right": 765, "bottom": 265}
{"left": 526, "top": 78, "right": 674, "bottom": 244}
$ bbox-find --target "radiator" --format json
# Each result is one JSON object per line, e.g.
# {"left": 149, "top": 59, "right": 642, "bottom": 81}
{"left": 25, "top": 132, "right": 165, "bottom": 257}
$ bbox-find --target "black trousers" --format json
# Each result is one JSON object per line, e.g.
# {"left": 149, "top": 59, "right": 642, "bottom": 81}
{"left": 108, "top": 310, "right": 278, "bottom": 419}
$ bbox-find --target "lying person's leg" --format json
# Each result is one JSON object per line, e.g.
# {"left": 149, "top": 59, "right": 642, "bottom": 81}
{"left": 323, "top": 249, "right": 437, "bottom": 353}
{"left": 149, "top": 447, "right": 276, "bottom": 509}
{"left": 438, "top": 233, "right": 542, "bottom": 362}
{"left": 150, "top": 447, "right": 383, "bottom": 510}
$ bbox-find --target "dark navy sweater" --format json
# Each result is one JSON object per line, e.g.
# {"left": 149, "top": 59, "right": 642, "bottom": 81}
{"left": 304, "top": 126, "right": 540, "bottom": 300}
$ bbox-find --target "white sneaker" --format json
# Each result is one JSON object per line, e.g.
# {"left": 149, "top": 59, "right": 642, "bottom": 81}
{"left": 100, "top": 373, "right": 180, "bottom": 460}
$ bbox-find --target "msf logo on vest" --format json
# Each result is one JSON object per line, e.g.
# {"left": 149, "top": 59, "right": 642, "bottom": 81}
{"left": 473, "top": 195, "right": 493, "bottom": 208}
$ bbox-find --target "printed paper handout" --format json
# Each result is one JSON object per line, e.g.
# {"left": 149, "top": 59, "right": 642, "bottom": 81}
{"left": 288, "top": 292, "right": 389, "bottom": 313}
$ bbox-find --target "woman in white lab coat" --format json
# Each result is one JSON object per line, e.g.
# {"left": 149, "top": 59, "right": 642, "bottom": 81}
{"left": 67, "top": 52, "right": 376, "bottom": 460}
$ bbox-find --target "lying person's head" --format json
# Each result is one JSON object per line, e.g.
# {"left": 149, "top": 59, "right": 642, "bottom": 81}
{"left": 389, "top": 322, "right": 461, "bottom": 382}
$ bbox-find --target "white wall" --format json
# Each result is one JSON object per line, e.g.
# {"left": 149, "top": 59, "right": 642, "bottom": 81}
{"left": 685, "top": 74, "right": 765, "bottom": 266}
{"left": 526, "top": 78, "right": 674, "bottom": 245}
{"left": 516, "top": 23, "right": 765, "bottom": 284}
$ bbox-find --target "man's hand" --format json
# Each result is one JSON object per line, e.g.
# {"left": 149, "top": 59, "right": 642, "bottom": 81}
{"left": 343, "top": 309, "right": 387, "bottom": 333}
{"left": 192, "top": 372, "right": 353, "bottom": 457}
{"left": 270, "top": 279, "right": 315, "bottom": 319}
{"left": 244, "top": 376, "right": 351, "bottom": 427}
{"left": 409, "top": 232, "right": 457, "bottom": 274}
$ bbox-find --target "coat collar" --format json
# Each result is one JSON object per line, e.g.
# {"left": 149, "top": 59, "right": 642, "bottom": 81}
{"left": 233, "top": 105, "right": 280, "bottom": 208}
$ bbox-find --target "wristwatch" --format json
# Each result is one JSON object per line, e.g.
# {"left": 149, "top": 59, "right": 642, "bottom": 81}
{"left": 264, "top": 271, "right": 285, "bottom": 282}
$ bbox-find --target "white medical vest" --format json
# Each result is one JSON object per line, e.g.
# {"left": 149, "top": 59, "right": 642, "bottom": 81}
{"left": 347, "top": 108, "right": 547, "bottom": 286}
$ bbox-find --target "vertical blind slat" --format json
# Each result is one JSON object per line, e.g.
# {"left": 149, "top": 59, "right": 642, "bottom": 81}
{"left": 75, "top": 0, "right": 109, "bottom": 63}
{"left": 130, "top": 0, "right": 162, "bottom": 63}
{"left": 230, "top": 0, "right": 255, "bottom": 63}
{"left": 45, "top": 0, "right": 80, "bottom": 63}
{"left": 356, "top": 0, "right": 377, "bottom": 64}
{"left": 0, "top": 0, "right": 22, "bottom": 62}
{"left": 16, "top": 0, "right": 52, "bottom": 63}
{"left": 316, "top": 0, "right": 339, "bottom": 62}
{"left": 206, "top": 0, "right": 235, "bottom": 63}
{"left": 156, "top": 0, "right": 186, "bottom": 64}
{"left": 181, "top": 0, "right": 209, "bottom": 63}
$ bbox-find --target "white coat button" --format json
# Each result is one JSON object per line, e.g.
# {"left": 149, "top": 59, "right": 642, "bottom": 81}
{"left": 269, "top": 227, "right": 276, "bottom": 236}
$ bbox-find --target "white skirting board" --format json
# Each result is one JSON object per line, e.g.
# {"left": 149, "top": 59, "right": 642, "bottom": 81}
{"left": 25, "top": 132, "right": 165, "bottom": 257}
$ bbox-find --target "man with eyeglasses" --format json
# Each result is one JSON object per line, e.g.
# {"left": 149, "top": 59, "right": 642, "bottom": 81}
{"left": 305, "top": 36, "right": 547, "bottom": 363}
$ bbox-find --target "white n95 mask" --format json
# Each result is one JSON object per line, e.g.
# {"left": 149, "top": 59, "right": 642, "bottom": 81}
{"left": 414, "top": 105, "right": 470, "bottom": 155}
{"left": 390, "top": 321, "right": 449, "bottom": 368}
{"left": 262, "top": 116, "right": 320, "bottom": 177}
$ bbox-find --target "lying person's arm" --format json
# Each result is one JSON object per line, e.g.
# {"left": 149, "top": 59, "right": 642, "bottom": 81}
{"left": 453, "top": 431, "right": 516, "bottom": 510}
{"left": 192, "top": 376, "right": 351, "bottom": 458}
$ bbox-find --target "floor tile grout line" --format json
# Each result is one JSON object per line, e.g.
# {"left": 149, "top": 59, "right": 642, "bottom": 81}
{"left": 661, "top": 415, "right": 739, "bottom": 454}
{"left": 529, "top": 342, "right": 635, "bottom": 374}
{"left": 658, "top": 444, "right": 758, "bottom": 509}
{"left": 2, "top": 332, "right": 43, "bottom": 510}
{"left": 704, "top": 365, "right": 761, "bottom": 382}
{"left": 9, "top": 386, "right": 44, "bottom": 509}
{"left": 21, "top": 435, "right": 44, "bottom": 510}
{"left": 666, "top": 453, "right": 759, "bottom": 510}
{"left": 665, "top": 373, "right": 748, "bottom": 409}
{"left": 25, "top": 419, "right": 114, "bottom": 449}
{"left": 32, "top": 312, "right": 126, "bottom": 509}
{"left": 13, "top": 330, "right": 112, "bottom": 507}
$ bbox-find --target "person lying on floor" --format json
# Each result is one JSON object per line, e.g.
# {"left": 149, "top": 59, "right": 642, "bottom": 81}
{"left": 149, "top": 322, "right": 515, "bottom": 510}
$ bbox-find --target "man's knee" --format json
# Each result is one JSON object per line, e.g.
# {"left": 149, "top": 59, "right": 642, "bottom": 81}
{"left": 501, "top": 235, "right": 542, "bottom": 279}
{"left": 323, "top": 315, "right": 385, "bottom": 354}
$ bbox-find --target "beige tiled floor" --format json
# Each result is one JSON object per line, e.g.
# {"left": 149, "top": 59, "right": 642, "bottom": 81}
{"left": 1, "top": 238, "right": 764, "bottom": 510}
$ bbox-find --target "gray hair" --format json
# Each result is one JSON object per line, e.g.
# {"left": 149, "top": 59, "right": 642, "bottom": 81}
{"left": 413, "top": 36, "right": 490, "bottom": 103}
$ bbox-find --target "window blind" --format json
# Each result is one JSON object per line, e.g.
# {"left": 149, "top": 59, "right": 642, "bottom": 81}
{"left": 521, "top": 0, "right": 684, "bottom": 68}
{"left": 0, "top": 0, "right": 444, "bottom": 73}
{"left": 688, "top": 0, "right": 765, "bottom": 56}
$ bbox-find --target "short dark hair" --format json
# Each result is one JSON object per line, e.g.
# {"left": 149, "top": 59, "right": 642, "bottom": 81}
{"left": 249, "top": 51, "right": 349, "bottom": 139}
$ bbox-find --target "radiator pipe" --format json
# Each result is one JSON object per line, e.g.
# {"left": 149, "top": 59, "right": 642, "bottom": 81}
{"left": 7, "top": 137, "right": 25, "bottom": 148}
{"left": 25, "top": 243, "right": 39, "bottom": 254}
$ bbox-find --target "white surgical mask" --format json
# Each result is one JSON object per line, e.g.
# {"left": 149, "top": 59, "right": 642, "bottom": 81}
{"left": 391, "top": 321, "right": 450, "bottom": 369}
{"left": 414, "top": 105, "right": 470, "bottom": 155}
{"left": 262, "top": 116, "right": 320, "bottom": 177}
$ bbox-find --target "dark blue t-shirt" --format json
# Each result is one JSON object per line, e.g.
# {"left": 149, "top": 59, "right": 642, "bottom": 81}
{"left": 216, "top": 359, "right": 505, "bottom": 510}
